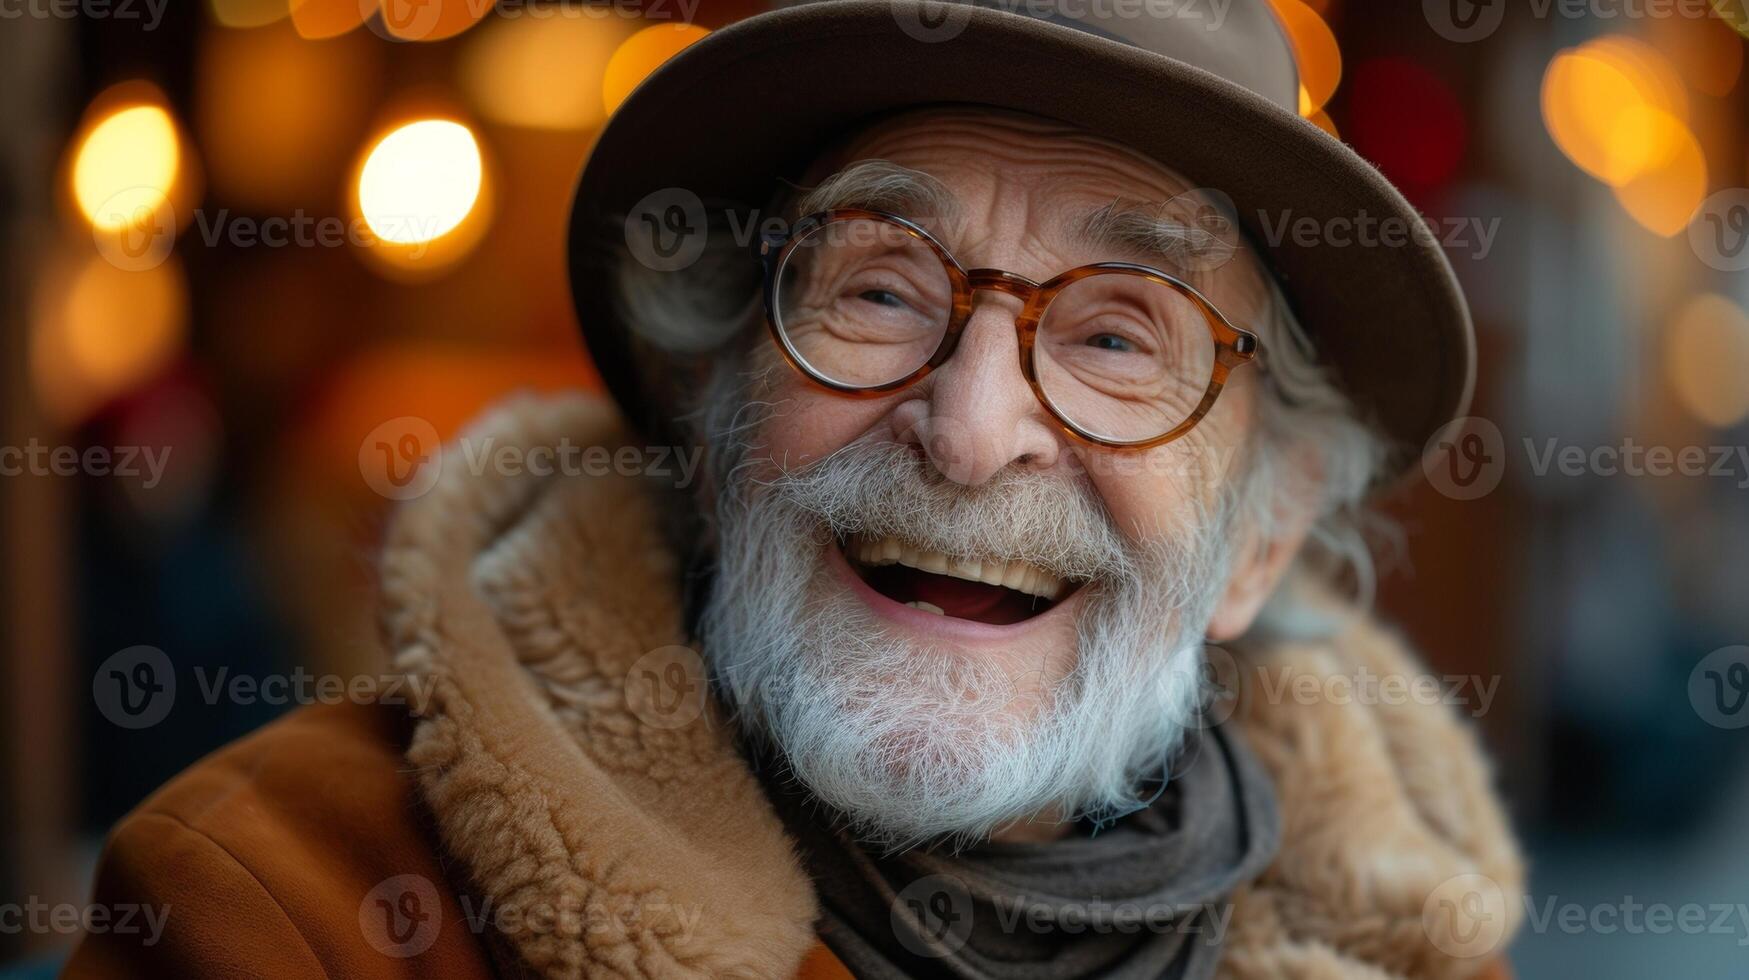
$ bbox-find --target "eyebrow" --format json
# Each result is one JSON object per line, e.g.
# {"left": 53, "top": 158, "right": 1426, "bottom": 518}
{"left": 1076, "top": 200, "right": 1240, "bottom": 282}
{"left": 795, "top": 160, "right": 962, "bottom": 224}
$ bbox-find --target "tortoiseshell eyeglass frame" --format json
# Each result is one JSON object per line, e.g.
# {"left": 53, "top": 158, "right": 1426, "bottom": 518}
{"left": 754, "top": 208, "right": 1261, "bottom": 451}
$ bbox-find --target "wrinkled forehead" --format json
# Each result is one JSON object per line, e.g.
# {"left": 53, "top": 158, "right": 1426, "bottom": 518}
{"left": 797, "top": 106, "right": 1270, "bottom": 309}
{"left": 827, "top": 106, "right": 1200, "bottom": 204}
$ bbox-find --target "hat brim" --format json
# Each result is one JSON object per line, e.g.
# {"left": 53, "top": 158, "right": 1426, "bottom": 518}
{"left": 567, "top": 0, "right": 1474, "bottom": 480}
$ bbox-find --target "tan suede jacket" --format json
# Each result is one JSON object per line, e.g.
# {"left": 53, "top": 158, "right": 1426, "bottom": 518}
{"left": 66, "top": 395, "right": 1524, "bottom": 979}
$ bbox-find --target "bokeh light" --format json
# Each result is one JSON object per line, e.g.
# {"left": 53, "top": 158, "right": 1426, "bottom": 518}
{"left": 31, "top": 254, "right": 189, "bottom": 426}
{"left": 461, "top": 14, "right": 635, "bottom": 131}
{"left": 1542, "top": 38, "right": 1691, "bottom": 188}
{"left": 1267, "top": 0, "right": 1340, "bottom": 116}
{"left": 602, "top": 24, "right": 712, "bottom": 115}
{"left": 1610, "top": 111, "right": 1707, "bottom": 236}
{"left": 1665, "top": 292, "right": 1749, "bottom": 429}
{"left": 291, "top": 0, "right": 373, "bottom": 39}
{"left": 373, "top": 0, "right": 489, "bottom": 43}
{"left": 352, "top": 117, "right": 492, "bottom": 277}
{"left": 72, "top": 104, "right": 180, "bottom": 233}
{"left": 357, "top": 119, "right": 483, "bottom": 244}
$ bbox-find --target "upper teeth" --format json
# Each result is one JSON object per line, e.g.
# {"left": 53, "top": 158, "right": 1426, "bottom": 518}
{"left": 846, "top": 535, "right": 1069, "bottom": 601}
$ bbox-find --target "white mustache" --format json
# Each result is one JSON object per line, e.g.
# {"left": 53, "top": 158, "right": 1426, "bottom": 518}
{"left": 758, "top": 439, "right": 1140, "bottom": 585}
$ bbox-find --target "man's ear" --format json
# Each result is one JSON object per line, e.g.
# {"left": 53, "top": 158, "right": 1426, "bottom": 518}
{"left": 1206, "top": 453, "right": 1322, "bottom": 642}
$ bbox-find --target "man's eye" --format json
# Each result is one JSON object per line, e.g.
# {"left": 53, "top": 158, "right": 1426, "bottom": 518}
{"left": 857, "top": 288, "right": 906, "bottom": 308}
{"left": 1084, "top": 333, "right": 1135, "bottom": 352}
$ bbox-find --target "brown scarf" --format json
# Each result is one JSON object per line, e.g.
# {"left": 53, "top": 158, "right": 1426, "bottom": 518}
{"left": 754, "top": 724, "right": 1280, "bottom": 980}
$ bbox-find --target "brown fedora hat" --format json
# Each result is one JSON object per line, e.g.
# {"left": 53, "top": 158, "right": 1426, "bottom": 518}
{"left": 567, "top": 0, "right": 1474, "bottom": 480}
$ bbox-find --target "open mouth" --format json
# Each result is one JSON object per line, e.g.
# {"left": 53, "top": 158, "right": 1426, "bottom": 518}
{"left": 839, "top": 533, "right": 1084, "bottom": 626}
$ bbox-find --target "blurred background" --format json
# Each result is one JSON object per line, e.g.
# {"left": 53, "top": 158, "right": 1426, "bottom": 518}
{"left": 2, "top": 0, "right": 1748, "bottom": 975}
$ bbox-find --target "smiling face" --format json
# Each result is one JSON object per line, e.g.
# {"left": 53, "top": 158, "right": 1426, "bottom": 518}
{"left": 699, "top": 107, "right": 1318, "bottom": 847}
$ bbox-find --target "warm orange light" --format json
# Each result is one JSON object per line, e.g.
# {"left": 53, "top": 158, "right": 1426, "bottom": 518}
{"left": 351, "top": 118, "right": 492, "bottom": 278}
{"left": 602, "top": 24, "right": 711, "bottom": 115}
{"left": 197, "top": 22, "right": 381, "bottom": 211}
{"left": 373, "top": 0, "right": 489, "bottom": 42}
{"left": 208, "top": 0, "right": 289, "bottom": 28}
{"left": 31, "top": 254, "right": 188, "bottom": 426}
{"left": 1611, "top": 116, "right": 1706, "bottom": 236}
{"left": 460, "top": 14, "right": 634, "bottom": 130}
{"left": 291, "top": 0, "right": 374, "bottom": 38}
{"left": 358, "top": 119, "right": 482, "bottom": 244}
{"left": 1268, "top": 0, "right": 1341, "bottom": 116}
{"left": 1542, "top": 38, "right": 1691, "bottom": 189}
{"left": 1665, "top": 292, "right": 1749, "bottom": 428}
{"left": 72, "top": 104, "right": 180, "bottom": 232}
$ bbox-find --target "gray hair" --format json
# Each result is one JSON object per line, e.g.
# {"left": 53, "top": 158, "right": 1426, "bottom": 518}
{"left": 612, "top": 161, "right": 1391, "bottom": 638}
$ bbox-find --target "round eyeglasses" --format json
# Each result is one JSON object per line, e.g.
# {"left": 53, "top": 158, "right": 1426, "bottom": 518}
{"left": 756, "top": 209, "right": 1261, "bottom": 449}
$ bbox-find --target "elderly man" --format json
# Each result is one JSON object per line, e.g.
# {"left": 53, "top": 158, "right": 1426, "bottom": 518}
{"left": 68, "top": 1, "right": 1522, "bottom": 978}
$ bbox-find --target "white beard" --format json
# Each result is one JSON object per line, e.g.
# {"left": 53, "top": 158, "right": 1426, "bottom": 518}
{"left": 700, "top": 438, "right": 1236, "bottom": 851}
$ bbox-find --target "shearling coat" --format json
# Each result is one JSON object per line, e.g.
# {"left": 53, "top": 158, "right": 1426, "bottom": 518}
{"left": 65, "top": 395, "right": 1525, "bottom": 979}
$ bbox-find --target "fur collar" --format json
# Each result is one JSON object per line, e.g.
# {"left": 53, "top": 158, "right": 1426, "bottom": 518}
{"left": 380, "top": 394, "right": 1523, "bottom": 979}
